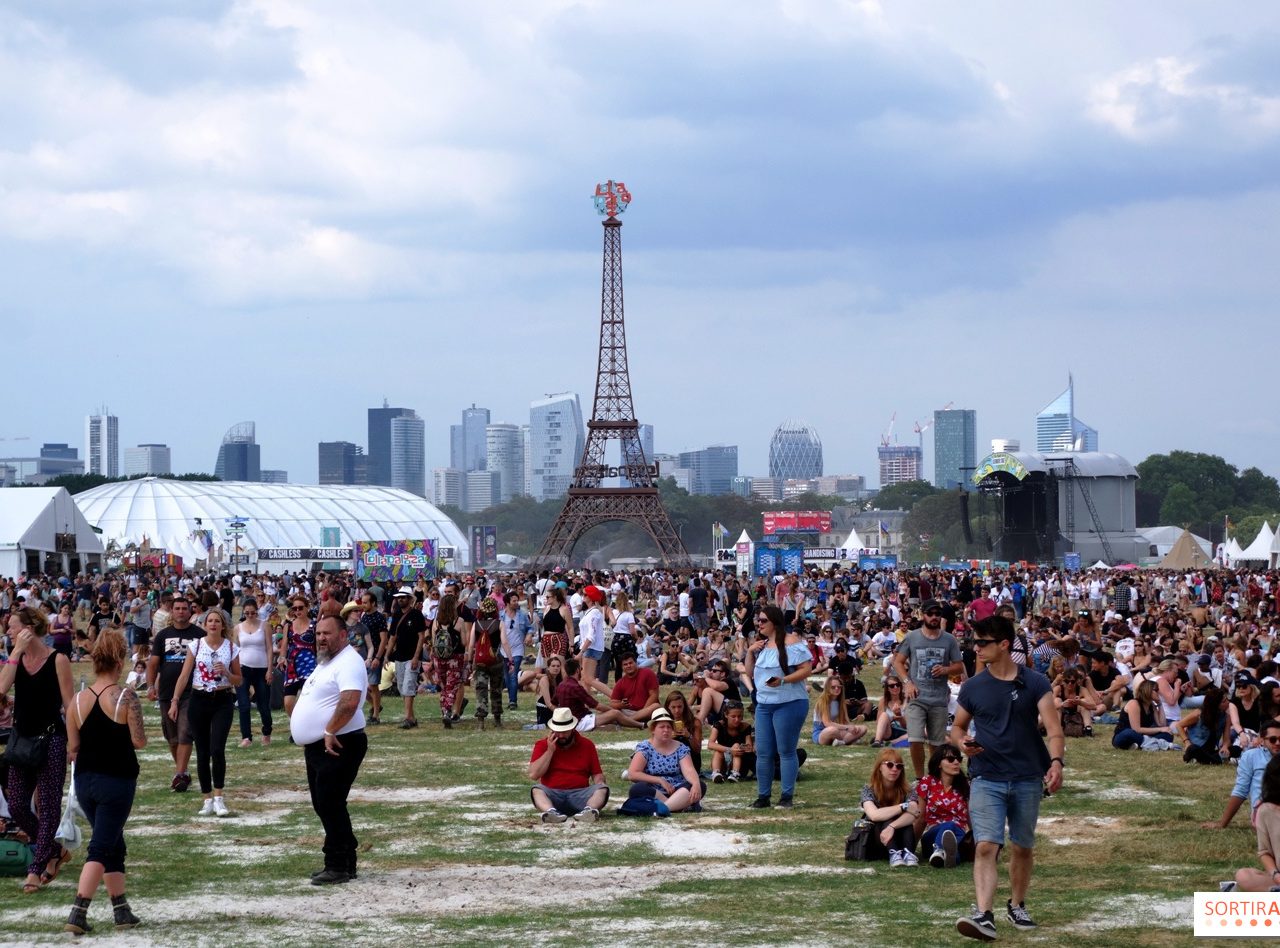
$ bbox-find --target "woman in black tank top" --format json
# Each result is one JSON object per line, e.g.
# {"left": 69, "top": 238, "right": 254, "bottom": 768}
{"left": 63, "top": 630, "right": 145, "bottom": 934}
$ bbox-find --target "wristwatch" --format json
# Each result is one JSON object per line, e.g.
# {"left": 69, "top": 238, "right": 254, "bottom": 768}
{"left": 900, "top": 801, "right": 910, "bottom": 812}
{"left": 1050, "top": 757, "right": 1065, "bottom": 768}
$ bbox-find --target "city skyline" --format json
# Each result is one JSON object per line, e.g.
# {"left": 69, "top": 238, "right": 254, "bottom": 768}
{"left": 5, "top": 5, "right": 1278, "bottom": 486}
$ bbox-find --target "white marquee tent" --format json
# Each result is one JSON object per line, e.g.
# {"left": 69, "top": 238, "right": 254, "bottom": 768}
{"left": 0, "top": 487, "right": 104, "bottom": 579}
{"left": 1234, "top": 521, "right": 1276, "bottom": 564}
{"left": 74, "top": 478, "right": 469, "bottom": 568}
{"left": 1272, "top": 528, "right": 1280, "bottom": 569}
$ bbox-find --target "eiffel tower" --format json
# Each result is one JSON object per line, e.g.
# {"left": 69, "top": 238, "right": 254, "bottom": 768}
{"left": 530, "top": 182, "right": 691, "bottom": 569}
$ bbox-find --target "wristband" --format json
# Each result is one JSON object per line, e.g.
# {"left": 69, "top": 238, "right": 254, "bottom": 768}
{"left": 324, "top": 730, "right": 336, "bottom": 738}
{"left": 1050, "top": 757, "right": 1065, "bottom": 768}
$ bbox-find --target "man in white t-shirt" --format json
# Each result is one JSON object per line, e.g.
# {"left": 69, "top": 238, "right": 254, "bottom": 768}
{"left": 292, "top": 614, "right": 368, "bottom": 885}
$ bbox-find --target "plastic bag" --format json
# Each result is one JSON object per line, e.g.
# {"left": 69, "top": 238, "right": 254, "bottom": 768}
{"left": 55, "top": 762, "right": 84, "bottom": 851}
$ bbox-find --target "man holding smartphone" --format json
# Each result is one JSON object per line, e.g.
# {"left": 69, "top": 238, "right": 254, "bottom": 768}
{"left": 528, "top": 707, "right": 609, "bottom": 823}
{"left": 951, "top": 614, "right": 1064, "bottom": 942}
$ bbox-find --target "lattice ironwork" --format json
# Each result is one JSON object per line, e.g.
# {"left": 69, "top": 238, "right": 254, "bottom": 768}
{"left": 530, "top": 185, "right": 692, "bottom": 569}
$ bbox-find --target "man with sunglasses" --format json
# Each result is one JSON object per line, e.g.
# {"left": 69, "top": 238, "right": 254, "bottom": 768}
{"left": 951, "top": 615, "right": 1063, "bottom": 942}
{"left": 1204, "top": 717, "right": 1280, "bottom": 832}
{"left": 893, "top": 599, "right": 964, "bottom": 781}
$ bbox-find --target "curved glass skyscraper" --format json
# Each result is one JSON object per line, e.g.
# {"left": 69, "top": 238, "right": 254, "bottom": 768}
{"left": 769, "top": 421, "right": 823, "bottom": 480}
{"left": 1036, "top": 375, "right": 1097, "bottom": 452}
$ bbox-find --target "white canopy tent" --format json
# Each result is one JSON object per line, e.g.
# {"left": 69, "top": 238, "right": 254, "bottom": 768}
{"left": 1226, "top": 537, "right": 1245, "bottom": 565}
{"left": 1272, "top": 528, "right": 1280, "bottom": 569}
{"left": 1235, "top": 522, "right": 1276, "bottom": 563}
{"left": 0, "top": 487, "right": 104, "bottom": 579}
{"left": 74, "top": 478, "right": 469, "bottom": 568}
{"left": 841, "top": 527, "right": 865, "bottom": 552}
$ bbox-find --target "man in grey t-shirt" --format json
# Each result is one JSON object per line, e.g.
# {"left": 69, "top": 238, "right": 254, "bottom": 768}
{"left": 892, "top": 600, "right": 964, "bottom": 780}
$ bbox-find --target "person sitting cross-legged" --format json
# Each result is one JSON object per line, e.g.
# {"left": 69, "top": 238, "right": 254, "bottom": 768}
{"left": 528, "top": 707, "right": 610, "bottom": 824}
{"left": 623, "top": 708, "right": 705, "bottom": 815}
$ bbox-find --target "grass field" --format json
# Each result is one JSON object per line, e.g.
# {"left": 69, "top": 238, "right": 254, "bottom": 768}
{"left": 0, "top": 669, "right": 1253, "bottom": 947}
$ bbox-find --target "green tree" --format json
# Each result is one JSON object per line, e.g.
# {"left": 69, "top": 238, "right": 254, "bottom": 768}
{"left": 1135, "top": 451, "right": 1238, "bottom": 525}
{"left": 873, "top": 480, "right": 941, "bottom": 512}
{"left": 1159, "top": 483, "right": 1199, "bottom": 526}
{"left": 1236, "top": 467, "right": 1280, "bottom": 510}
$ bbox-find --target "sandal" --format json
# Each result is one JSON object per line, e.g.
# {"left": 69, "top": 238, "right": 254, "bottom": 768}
{"left": 22, "top": 874, "right": 43, "bottom": 894}
{"left": 43, "top": 847, "right": 71, "bottom": 884}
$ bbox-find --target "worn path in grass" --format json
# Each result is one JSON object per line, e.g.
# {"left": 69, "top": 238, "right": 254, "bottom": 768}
{"left": 0, "top": 679, "right": 1247, "bottom": 946}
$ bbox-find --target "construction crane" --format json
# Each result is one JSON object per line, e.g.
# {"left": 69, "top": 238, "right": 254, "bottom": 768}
{"left": 912, "top": 402, "right": 954, "bottom": 450}
{"left": 880, "top": 412, "right": 897, "bottom": 447}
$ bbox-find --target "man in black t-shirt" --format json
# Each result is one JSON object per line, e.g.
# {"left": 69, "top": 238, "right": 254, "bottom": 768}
{"left": 145, "top": 596, "right": 203, "bottom": 792}
{"left": 88, "top": 597, "right": 115, "bottom": 644}
{"left": 388, "top": 589, "right": 427, "bottom": 727}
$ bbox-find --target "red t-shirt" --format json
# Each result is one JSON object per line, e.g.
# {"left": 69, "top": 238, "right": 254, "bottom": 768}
{"left": 530, "top": 735, "right": 602, "bottom": 790}
{"left": 610, "top": 668, "right": 659, "bottom": 711}
{"left": 969, "top": 598, "right": 997, "bottom": 622}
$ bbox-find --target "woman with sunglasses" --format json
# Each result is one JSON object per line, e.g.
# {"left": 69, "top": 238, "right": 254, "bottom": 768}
{"left": 812, "top": 676, "right": 867, "bottom": 746}
{"left": 234, "top": 598, "right": 273, "bottom": 748}
{"left": 871, "top": 675, "right": 909, "bottom": 747}
{"left": 275, "top": 597, "right": 316, "bottom": 720}
{"left": 915, "top": 745, "right": 971, "bottom": 868}
{"left": 860, "top": 748, "right": 919, "bottom": 866}
{"left": 745, "top": 604, "right": 812, "bottom": 809}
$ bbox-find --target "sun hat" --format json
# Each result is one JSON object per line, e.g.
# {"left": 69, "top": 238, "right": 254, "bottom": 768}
{"left": 393, "top": 586, "right": 413, "bottom": 598}
{"left": 340, "top": 601, "right": 362, "bottom": 619}
{"left": 648, "top": 708, "right": 675, "bottom": 728}
{"left": 548, "top": 707, "right": 578, "bottom": 732}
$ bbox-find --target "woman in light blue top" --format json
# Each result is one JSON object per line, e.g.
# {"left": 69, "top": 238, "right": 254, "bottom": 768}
{"left": 745, "top": 604, "right": 813, "bottom": 809}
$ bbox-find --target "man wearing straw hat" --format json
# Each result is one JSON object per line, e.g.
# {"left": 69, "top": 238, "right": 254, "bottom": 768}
{"left": 528, "top": 707, "right": 610, "bottom": 824}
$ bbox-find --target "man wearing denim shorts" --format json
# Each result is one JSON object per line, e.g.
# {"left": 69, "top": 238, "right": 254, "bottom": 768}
{"left": 951, "top": 615, "right": 1064, "bottom": 942}
{"left": 893, "top": 600, "right": 964, "bottom": 780}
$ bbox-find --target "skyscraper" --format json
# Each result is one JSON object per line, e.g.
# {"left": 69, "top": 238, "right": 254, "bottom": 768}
{"left": 124, "top": 444, "right": 171, "bottom": 477}
{"left": 521, "top": 424, "right": 532, "bottom": 497}
{"left": 677, "top": 445, "right": 738, "bottom": 495}
{"left": 528, "top": 393, "right": 585, "bottom": 501}
{"left": 933, "top": 409, "right": 977, "bottom": 490}
{"left": 318, "top": 441, "right": 363, "bottom": 485}
{"left": 39, "top": 443, "right": 83, "bottom": 477}
{"left": 432, "top": 468, "right": 466, "bottom": 508}
{"left": 368, "top": 402, "right": 416, "bottom": 487}
{"left": 769, "top": 421, "right": 822, "bottom": 480}
{"left": 260, "top": 469, "right": 288, "bottom": 484}
{"left": 485, "top": 423, "right": 524, "bottom": 504}
{"left": 621, "top": 423, "right": 654, "bottom": 487}
{"left": 214, "top": 422, "right": 261, "bottom": 482}
{"left": 465, "top": 470, "right": 500, "bottom": 512}
{"left": 449, "top": 405, "right": 491, "bottom": 472}
{"left": 390, "top": 413, "right": 426, "bottom": 497}
{"left": 1036, "top": 375, "right": 1098, "bottom": 453}
{"left": 878, "top": 445, "right": 923, "bottom": 487}
{"left": 85, "top": 411, "right": 119, "bottom": 478}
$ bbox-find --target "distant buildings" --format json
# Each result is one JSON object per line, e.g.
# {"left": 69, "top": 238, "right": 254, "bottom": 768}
{"left": 40, "top": 443, "right": 84, "bottom": 478}
{"left": 214, "top": 422, "right": 260, "bottom": 482}
{"left": 432, "top": 468, "right": 466, "bottom": 508}
{"left": 528, "top": 393, "right": 584, "bottom": 501}
{"left": 260, "top": 469, "right": 288, "bottom": 484}
{"left": 85, "top": 412, "right": 119, "bottom": 478}
{"left": 878, "top": 444, "right": 923, "bottom": 487}
{"left": 318, "top": 441, "right": 363, "bottom": 485}
{"left": 465, "top": 470, "right": 500, "bottom": 513}
{"left": 367, "top": 403, "right": 417, "bottom": 487}
{"left": 933, "top": 408, "right": 977, "bottom": 490}
{"left": 389, "top": 414, "right": 426, "bottom": 497}
{"left": 485, "top": 423, "right": 524, "bottom": 503}
{"left": 125, "top": 444, "right": 171, "bottom": 477}
{"left": 769, "top": 421, "right": 822, "bottom": 480}
{"left": 1036, "top": 375, "right": 1097, "bottom": 453}
{"left": 677, "top": 445, "right": 738, "bottom": 496}
{"left": 654, "top": 453, "right": 693, "bottom": 492}
{"left": 450, "top": 405, "right": 490, "bottom": 473}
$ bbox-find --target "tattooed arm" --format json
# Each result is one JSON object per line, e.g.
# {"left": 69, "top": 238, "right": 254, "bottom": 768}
{"left": 120, "top": 687, "right": 148, "bottom": 749}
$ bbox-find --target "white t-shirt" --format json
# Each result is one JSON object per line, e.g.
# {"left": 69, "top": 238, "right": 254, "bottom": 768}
{"left": 580, "top": 607, "right": 605, "bottom": 652}
{"left": 678, "top": 591, "right": 691, "bottom": 617}
{"left": 291, "top": 646, "right": 368, "bottom": 746}
{"left": 187, "top": 638, "right": 240, "bottom": 692}
{"left": 237, "top": 621, "right": 270, "bottom": 669}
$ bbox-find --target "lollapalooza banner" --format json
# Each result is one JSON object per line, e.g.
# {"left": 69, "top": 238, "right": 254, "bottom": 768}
{"left": 353, "top": 539, "right": 439, "bottom": 582}
{"left": 469, "top": 526, "right": 498, "bottom": 568}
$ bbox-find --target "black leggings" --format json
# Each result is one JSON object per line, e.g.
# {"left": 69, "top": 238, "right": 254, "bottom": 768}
{"left": 867, "top": 820, "right": 917, "bottom": 860}
{"left": 188, "top": 690, "right": 236, "bottom": 793}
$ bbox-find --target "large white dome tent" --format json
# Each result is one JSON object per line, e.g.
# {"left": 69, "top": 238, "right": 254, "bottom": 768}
{"left": 74, "top": 478, "right": 469, "bottom": 570}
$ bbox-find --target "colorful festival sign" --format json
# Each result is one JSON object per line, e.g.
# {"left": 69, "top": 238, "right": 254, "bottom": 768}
{"left": 353, "top": 539, "right": 439, "bottom": 581}
{"left": 971, "top": 452, "right": 1030, "bottom": 484}
{"left": 761, "top": 511, "right": 833, "bottom": 535}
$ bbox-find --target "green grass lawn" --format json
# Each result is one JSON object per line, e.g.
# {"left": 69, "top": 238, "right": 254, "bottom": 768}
{"left": 0, "top": 673, "right": 1251, "bottom": 946}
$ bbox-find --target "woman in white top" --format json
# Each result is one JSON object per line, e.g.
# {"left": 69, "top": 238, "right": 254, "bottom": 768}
{"left": 578, "top": 586, "right": 610, "bottom": 696}
{"left": 170, "top": 608, "right": 242, "bottom": 817}
{"left": 234, "top": 598, "right": 274, "bottom": 749}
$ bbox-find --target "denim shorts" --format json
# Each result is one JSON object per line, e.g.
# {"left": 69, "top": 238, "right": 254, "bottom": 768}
{"left": 583, "top": 648, "right": 604, "bottom": 661}
{"left": 968, "top": 776, "right": 1042, "bottom": 849}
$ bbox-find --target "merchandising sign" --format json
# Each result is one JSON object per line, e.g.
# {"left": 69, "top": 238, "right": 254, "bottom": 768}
{"left": 257, "top": 547, "right": 353, "bottom": 561}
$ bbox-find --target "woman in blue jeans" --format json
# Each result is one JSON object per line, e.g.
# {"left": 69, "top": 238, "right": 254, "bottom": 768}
{"left": 745, "top": 605, "right": 812, "bottom": 809}
{"left": 1112, "top": 680, "right": 1174, "bottom": 750}
{"left": 64, "top": 630, "right": 144, "bottom": 933}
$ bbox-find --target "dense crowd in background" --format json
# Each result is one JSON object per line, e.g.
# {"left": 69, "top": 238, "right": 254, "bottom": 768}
{"left": 2, "top": 561, "right": 1279, "bottom": 934}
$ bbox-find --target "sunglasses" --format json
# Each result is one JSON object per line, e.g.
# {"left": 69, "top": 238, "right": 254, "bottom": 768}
{"left": 940, "top": 755, "right": 962, "bottom": 763}
{"left": 971, "top": 638, "right": 998, "bottom": 647}
{"left": 1265, "top": 736, "right": 1280, "bottom": 745}
{"left": 882, "top": 761, "right": 904, "bottom": 770}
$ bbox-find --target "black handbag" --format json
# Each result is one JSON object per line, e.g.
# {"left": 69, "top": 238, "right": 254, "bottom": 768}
{"left": 844, "top": 819, "right": 872, "bottom": 861}
{"left": 3, "top": 725, "right": 55, "bottom": 770}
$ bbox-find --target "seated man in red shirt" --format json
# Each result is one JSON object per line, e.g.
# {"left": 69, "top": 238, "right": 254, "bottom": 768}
{"left": 528, "top": 707, "right": 610, "bottom": 823}
{"left": 554, "top": 658, "right": 644, "bottom": 731}
{"left": 610, "top": 655, "right": 660, "bottom": 724}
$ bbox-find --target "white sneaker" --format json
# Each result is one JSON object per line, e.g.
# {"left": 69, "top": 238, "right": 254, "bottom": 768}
{"left": 198, "top": 798, "right": 216, "bottom": 816}
{"left": 889, "top": 849, "right": 905, "bottom": 868}
{"left": 711, "top": 771, "right": 725, "bottom": 783}
{"left": 573, "top": 807, "right": 599, "bottom": 823}
{"left": 213, "top": 796, "right": 230, "bottom": 817}
{"left": 901, "top": 850, "right": 920, "bottom": 867}
{"left": 832, "top": 739, "right": 848, "bottom": 746}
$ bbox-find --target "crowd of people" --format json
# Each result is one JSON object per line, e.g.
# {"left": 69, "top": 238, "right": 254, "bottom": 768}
{"left": 1, "top": 561, "right": 1278, "bottom": 937}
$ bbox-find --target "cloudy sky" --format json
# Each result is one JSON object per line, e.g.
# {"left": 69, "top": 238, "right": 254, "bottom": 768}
{"left": 3, "top": 1, "right": 1278, "bottom": 486}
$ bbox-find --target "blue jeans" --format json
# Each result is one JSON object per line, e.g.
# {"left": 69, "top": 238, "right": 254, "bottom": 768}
{"left": 921, "top": 821, "right": 968, "bottom": 863}
{"left": 75, "top": 771, "right": 137, "bottom": 875}
{"left": 754, "top": 697, "right": 808, "bottom": 799}
{"left": 1112, "top": 727, "right": 1173, "bottom": 750}
{"left": 504, "top": 657, "right": 523, "bottom": 706}
{"left": 969, "top": 776, "right": 1042, "bottom": 848}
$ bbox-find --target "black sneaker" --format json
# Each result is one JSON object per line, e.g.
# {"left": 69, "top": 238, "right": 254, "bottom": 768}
{"left": 310, "top": 868, "right": 351, "bottom": 886}
{"left": 171, "top": 772, "right": 192, "bottom": 793}
{"left": 1006, "top": 900, "right": 1036, "bottom": 930}
{"left": 776, "top": 795, "right": 794, "bottom": 809}
{"left": 956, "top": 907, "right": 997, "bottom": 942}
{"left": 748, "top": 796, "right": 772, "bottom": 809}
{"left": 941, "top": 828, "right": 958, "bottom": 869}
